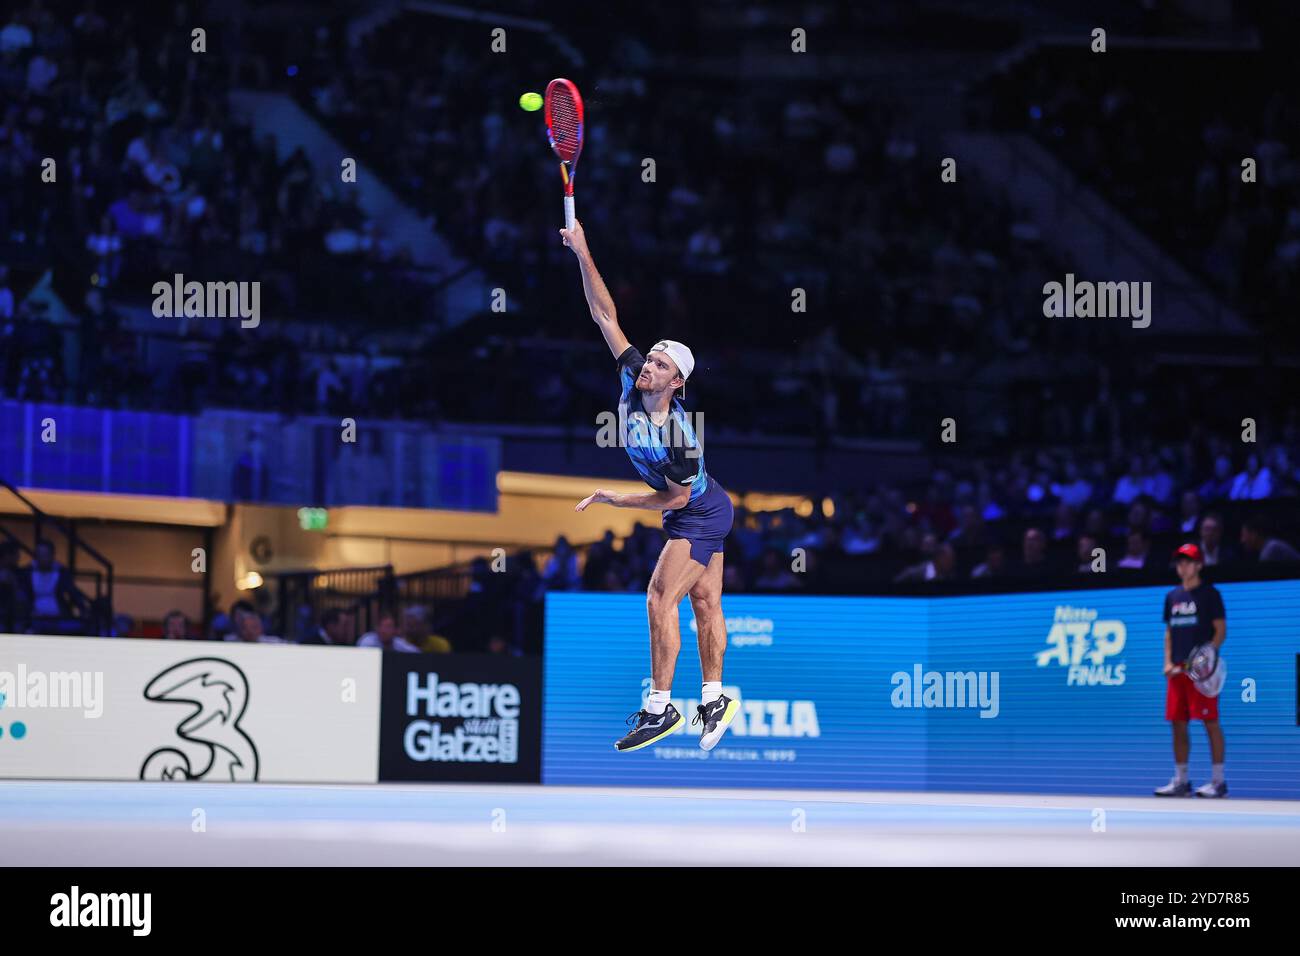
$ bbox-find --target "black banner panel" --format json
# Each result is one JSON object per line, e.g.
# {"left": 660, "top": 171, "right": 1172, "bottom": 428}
{"left": 378, "top": 653, "right": 541, "bottom": 783}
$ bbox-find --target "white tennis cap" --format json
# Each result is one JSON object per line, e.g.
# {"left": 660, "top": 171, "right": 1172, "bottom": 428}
{"left": 649, "top": 339, "right": 694, "bottom": 380}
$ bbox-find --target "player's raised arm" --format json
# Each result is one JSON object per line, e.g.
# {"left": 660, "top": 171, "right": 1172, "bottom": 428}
{"left": 560, "top": 219, "right": 630, "bottom": 359}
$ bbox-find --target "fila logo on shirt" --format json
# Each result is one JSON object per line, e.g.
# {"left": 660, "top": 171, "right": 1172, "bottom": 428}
{"left": 1171, "top": 600, "right": 1197, "bottom": 615}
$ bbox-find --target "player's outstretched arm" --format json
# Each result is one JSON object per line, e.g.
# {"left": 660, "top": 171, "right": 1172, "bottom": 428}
{"left": 560, "top": 219, "right": 630, "bottom": 360}
{"left": 575, "top": 481, "right": 692, "bottom": 513}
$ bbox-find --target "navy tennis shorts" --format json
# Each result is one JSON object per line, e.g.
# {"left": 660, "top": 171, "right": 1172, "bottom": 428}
{"left": 663, "top": 480, "right": 734, "bottom": 567}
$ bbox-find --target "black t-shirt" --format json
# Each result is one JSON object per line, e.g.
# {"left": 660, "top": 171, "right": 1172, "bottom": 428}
{"left": 1163, "top": 583, "right": 1225, "bottom": 665}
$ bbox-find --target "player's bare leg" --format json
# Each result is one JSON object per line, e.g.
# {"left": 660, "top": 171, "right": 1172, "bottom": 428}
{"left": 688, "top": 550, "right": 738, "bottom": 750}
{"left": 1172, "top": 719, "right": 1190, "bottom": 764}
{"left": 646, "top": 538, "right": 708, "bottom": 689}
{"left": 1155, "top": 719, "right": 1194, "bottom": 796}
{"left": 1196, "top": 719, "right": 1228, "bottom": 797}
{"left": 614, "top": 539, "right": 706, "bottom": 752}
{"left": 1203, "top": 719, "right": 1225, "bottom": 764}
{"left": 688, "top": 551, "right": 726, "bottom": 683}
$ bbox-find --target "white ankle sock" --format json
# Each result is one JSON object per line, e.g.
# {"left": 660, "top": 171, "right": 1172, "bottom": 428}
{"left": 701, "top": 681, "right": 722, "bottom": 705}
{"left": 646, "top": 688, "right": 671, "bottom": 715}
{"left": 1174, "top": 763, "right": 1189, "bottom": 784}
{"left": 1211, "top": 763, "right": 1225, "bottom": 784}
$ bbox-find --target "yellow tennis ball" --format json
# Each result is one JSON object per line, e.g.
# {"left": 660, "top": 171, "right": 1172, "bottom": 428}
{"left": 519, "top": 92, "right": 543, "bottom": 112}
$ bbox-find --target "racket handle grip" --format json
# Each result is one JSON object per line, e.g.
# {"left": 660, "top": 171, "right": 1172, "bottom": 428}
{"left": 564, "top": 195, "right": 575, "bottom": 232}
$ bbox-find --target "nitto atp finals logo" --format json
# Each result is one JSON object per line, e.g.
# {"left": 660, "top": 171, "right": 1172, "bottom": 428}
{"left": 1035, "top": 605, "right": 1127, "bottom": 686}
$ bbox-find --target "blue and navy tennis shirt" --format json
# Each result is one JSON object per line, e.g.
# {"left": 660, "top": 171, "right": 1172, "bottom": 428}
{"left": 616, "top": 345, "right": 710, "bottom": 504}
{"left": 1163, "top": 582, "right": 1225, "bottom": 665}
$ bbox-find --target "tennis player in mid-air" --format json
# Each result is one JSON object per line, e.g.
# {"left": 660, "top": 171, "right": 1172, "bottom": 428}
{"left": 561, "top": 218, "right": 739, "bottom": 753}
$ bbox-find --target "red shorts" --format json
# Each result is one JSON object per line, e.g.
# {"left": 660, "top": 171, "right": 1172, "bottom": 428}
{"left": 1166, "top": 671, "right": 1218, "bottom": 722}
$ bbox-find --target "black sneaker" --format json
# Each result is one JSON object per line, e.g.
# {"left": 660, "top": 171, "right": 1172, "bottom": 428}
{"left": 693, "top": 695, "right": 739, "bottom": 751}
{"left": 1154, "top": 778, "right": 1193, "bottom": 797}
{"left": 614, "top": 704, "right": 684, "bottom": 752}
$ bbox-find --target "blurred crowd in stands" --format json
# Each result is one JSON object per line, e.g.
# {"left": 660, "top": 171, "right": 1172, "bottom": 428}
{"left": 7, "top": 2, "right": 1289, "bottom": 452}
{"left": 9, "top": 417, "right": 1296, "bottom": 650}
{"left": 2, "top": 2, "right": 1298, "bottom": 655}
{"left": 557, "top": 428, "right": 1300, "bottom": 596}
{"left": 0, "top": 0, "right": 437, "bottom": 409}
{"left": 974, "top": 45, "right": 1300, "bottom": 338}
{"left": 0, "top": 587, "right": 517, "bottom": 656}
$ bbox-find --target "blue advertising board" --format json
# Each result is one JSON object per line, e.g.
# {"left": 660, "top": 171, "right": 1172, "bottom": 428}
{"left": 543, "top": 581, "right": 1300, "bottom": 797}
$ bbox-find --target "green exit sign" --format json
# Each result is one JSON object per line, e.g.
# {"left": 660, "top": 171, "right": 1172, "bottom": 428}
{"left": 297, "top": 507, "right": 328, "bottom": 531}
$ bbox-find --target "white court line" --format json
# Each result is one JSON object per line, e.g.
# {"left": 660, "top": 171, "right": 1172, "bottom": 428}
{"left": 6, "top": 820, "right": 1215, "bottom": 867}
{"left": 2, "top": 781, "right": 1297, "bottom": 820}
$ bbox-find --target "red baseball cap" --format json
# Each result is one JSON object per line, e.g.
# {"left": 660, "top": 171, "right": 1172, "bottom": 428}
{"left": 1173, "top": 543, "right": 1204, "bottom": 563}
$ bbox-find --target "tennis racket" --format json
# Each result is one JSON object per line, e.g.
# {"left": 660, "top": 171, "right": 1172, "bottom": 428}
{"left": 544, "top": 77, "right": 585, "bottom": 231}
{"left": 1184, "top": 642, "right": 1226, "bottom": 697}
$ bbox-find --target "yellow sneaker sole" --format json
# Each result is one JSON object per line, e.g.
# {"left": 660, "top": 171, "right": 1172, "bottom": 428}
{"left": 615, "top": 713, "right": 684, "bottom": 752}
{"left": 699, "top": 698, "right": 739, "bottom": 751}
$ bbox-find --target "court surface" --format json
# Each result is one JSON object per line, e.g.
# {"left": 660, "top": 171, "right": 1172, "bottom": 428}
{"left": 2, "top": 781, "right": 1298, "bottom": 865}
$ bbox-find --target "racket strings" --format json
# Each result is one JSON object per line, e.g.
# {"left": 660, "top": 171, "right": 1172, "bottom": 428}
{"left": 1187, "top": 646, "right": 1219, "bottom": 680}
{"left": 547, "top": 93, "right": 582, "bottom": 160}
